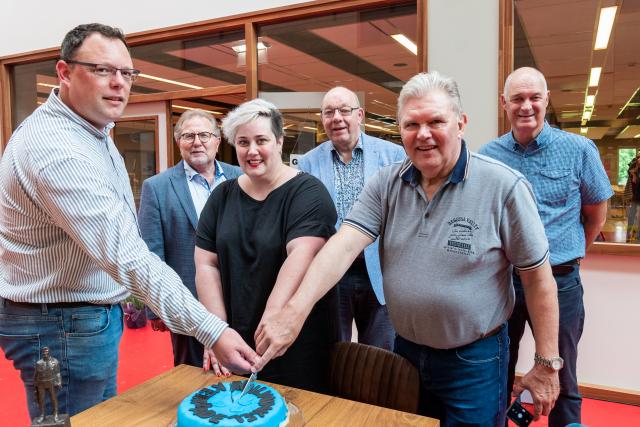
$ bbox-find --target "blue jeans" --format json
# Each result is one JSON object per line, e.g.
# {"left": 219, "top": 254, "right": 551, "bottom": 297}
{"left": 0, "top": 298, "right": 123, "bottom": 419}
{"left": 395, "top": 325, "right": 509, "bottom": 427}
{"left": 508, "top": 265, "right": 584, "bottom": 427}
{"left": 336, "top": 259, "right": 395, "bottom": 350}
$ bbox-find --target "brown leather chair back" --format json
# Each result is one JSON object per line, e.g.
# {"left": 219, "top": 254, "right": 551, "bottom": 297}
{"left": 329, "top": 341, "right": 420, "bottom": 413}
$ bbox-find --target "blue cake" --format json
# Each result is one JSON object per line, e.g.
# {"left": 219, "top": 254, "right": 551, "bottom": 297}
{"left": 177, "top": 380, "right": 289, "bottom": 426}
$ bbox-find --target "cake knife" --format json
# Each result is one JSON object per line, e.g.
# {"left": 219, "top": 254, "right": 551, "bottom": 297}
{"left": 236, "top": 371, "right": 257, "bottom": 402}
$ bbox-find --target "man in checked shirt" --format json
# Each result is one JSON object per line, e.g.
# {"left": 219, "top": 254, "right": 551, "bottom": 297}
{"left": 479, "top": 67, "right": 612, "bottom": 427}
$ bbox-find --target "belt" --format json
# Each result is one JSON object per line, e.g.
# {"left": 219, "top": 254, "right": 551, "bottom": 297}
{"left": 1, "top": 298, "right": 111, "bottom": 310}
{"left": 551, "top": 259, "right": 580, "bottom": 276}
{"left": 514, "top": 259, "right": 579, "bottom": 277}
{"left": 482, "top": 323, "right": 504, "bottom": 339}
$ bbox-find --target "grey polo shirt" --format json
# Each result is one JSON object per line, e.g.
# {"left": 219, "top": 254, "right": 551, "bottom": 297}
{"left": 344, "top": 142, "right": 549, "bottom": 349}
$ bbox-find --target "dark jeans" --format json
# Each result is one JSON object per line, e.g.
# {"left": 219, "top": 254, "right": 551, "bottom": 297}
{"left": 336, "top": 259, "right": 395, "bottom": 351}
{"left": 395, "top": 325, "right": 509, "bottom": 427}
{"left": 0, "top": 298, "right": 123, "bottom": 419}
{"left": 508, "top": 265, "right": 584, "bottom": 427}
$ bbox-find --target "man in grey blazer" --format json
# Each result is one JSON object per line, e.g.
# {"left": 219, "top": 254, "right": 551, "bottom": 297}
{"left": 298, "top": 87, "right": 405, "bottom": 350}
{"left": 138, "top": 109, "right": 241, "bottom": 370}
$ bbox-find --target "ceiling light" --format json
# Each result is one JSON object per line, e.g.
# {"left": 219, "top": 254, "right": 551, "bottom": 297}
{"left": 634, "top": 134, "right": 640, "bottom": 138}
{"left": 580, "top": 127, "right": 588, "bottom": 134}
{"left": 594, "top": 6, "right": 617, "bottom": 50}
{"left": 582, "top": 110, "right": 592, "bottom": 121}
{"left": 585, "top": 95, "right": 596, "bottom": 108}
{"left": 173, "top": 104, "right": 222, "bottom": 115}
{"left": 364, "top": 123, "right": 398, "bottom": 134}
{"left": 303, "top": 126, "right": 317, "bottom": 131}
{"left": 589, "top": 67, "right": 602, "bottom": 87}
{"left": 37, "top": 82, "right": 59, "bottom": 89}
{"left": 138, "top": 73, "right": 203, "bottom": 90}
{"left": 231, "top": 41, "right": 270, "bottom": 54}
{"left": 391, "top": 34, "right": 417, "bottom": 56}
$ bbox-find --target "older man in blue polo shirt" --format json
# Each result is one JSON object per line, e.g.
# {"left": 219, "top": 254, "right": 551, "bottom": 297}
{"left": 479, "top": 67, "right": 612, "bottom": 427}
{"left": 255, "top": 71, "right": 561, "bottom": 426}
{"left": 298, "top": 87, "right": 405, "bottom": 351}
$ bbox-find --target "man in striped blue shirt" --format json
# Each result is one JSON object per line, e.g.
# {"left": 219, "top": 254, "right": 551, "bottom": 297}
{"left": 0, "top": 23, "right": 257, "bottom": 420}
{"left": 479, "top": 67, "right": 612, "bottom": 427}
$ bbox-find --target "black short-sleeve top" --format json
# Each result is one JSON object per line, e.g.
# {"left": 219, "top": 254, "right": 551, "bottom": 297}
{"left": 195, "top": 172, "right": 337, "bottom": 344}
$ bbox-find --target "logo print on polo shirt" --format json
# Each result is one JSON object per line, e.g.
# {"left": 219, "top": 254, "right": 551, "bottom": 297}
{"left": 444, "top": 217, "right": 479, "bottom": 256}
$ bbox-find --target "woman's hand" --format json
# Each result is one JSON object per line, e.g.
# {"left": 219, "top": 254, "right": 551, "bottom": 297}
{"left": 203, "top": 348, "right": 232, "bottom": 377}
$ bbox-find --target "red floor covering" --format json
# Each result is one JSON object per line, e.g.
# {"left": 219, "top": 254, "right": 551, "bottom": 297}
{"left": 1, "top": 324, "right": 639, "bottom": 426}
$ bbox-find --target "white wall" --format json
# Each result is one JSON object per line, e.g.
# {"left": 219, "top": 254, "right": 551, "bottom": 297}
{"left": 428, "top": 0, "right": 500, "bottom": 149}
{"left": 0, "top": 0, "right": 302, "bottom": 57}
{"left": 516, "top": 254, "right": 640, "bottom": 393}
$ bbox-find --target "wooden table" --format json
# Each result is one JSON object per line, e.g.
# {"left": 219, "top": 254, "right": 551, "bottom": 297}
{"left": 71, "top": 364, "right": 439, "bottom": 426}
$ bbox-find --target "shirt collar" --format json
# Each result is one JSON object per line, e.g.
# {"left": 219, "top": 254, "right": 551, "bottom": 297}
{"left": 330, "top": 133, "right": 364, "bottom": 157}
{"left": 183, "top": 159, "right": 225, "bottom": 181}
{"left": 48, "top": 89, "right": 114, "bottom": 139}
{"left": 506, "top": 120, "right": 552, "bottom": 151}
{"left": 400, "top": 140, "right": 471, "bottom": 186}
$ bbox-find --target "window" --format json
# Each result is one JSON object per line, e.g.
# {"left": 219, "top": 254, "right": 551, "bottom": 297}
{"left": 513, "top": 1, "right": 640, "bottom": 243}
{"left": 258, "top": 3, "right": 417, "bottom": 162}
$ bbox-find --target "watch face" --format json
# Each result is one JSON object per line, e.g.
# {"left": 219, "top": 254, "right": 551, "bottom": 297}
{"left": 551, "top": 358, "right": 563, "bottom": 370}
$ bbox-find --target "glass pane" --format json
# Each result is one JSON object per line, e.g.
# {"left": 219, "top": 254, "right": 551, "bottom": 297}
{"left": 130, "top": 30, "right": 245, "bottom": 95}
{"left": 514, "top": 1, "right": 640, "bottom": 243}
{"left": 113, "top": 118, "right": 157, "bottom": 209}
{"left": 258, "top": 3, "right": 416, "bottom": 156}
{"left": 10, "top": 60, "right": 57, "bottom": 129}
{"left": 8, "top": 30, "right": 245, "bottom": 130}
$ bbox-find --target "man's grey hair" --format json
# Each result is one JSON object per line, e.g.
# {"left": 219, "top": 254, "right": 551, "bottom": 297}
{"left": 173, "top": 109, "right": 219, "bottom": 141}
{"left": 60, "top": 23, "right": 128, "bottom": 62}
{"left": 503, "top": 67, "right": 548, "bottom": 98}
{"left": 222, "top": 99, "right": 284, "bottom": 145}
{"left": 397, "top": 71, "right": 463, "bottom": 120}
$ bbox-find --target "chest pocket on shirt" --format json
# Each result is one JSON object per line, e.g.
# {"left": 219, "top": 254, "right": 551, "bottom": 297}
{"left": 537, "top": 169, "right": 571, "bottom": 206}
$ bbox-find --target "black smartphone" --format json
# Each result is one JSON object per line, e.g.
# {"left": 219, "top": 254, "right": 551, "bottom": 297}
{"left": 507, "top": 397, "right": 534, "bottom": 427}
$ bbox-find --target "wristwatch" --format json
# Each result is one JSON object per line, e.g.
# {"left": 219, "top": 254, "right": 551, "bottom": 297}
{"left": 534, "top": 353, "right": 564, "bottom": 371}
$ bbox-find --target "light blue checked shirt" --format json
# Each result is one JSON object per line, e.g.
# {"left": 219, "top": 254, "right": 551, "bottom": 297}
{"left": 479, "top": 122, "right": 613, "bottom": 265}
{"left": 0, "top": 89, "right": 227, "bottom": 347}
{"left": 184, "top": 160, "right": 227, "bottom": 219}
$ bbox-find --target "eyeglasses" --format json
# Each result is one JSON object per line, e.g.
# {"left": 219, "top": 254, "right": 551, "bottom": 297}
{"left": 66, "top": 60, "right": 141, "bottom": 83}
{"left": 321, "top": 107, "right": 360, "bottom": 118}
{"left": 179, "top": 132, "right": 218, "bottom": 144}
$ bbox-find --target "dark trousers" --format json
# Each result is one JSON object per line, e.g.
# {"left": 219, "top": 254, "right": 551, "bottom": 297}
{"left": 170, "top": 332, "right": 204, "bottom": 367}
{"left": 508, "top": 265, "right": 584, "bottom": 427}
{"left": 395, "top": 325, "right": 509, "bottom": 427}
{"left": 336, "top": 258, "right": 395, "bottom": 351}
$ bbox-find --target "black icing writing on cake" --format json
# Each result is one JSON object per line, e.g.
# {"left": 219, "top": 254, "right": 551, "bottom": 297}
{"left": 189, "top": 381, "right": 276, "bottom": 424}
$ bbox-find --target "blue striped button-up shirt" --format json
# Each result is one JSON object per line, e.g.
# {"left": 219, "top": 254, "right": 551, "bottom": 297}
{"left": 479, "top": 122, "right": 613, "bottom": 265}
{"left": 0, "top": 90, "right": 227, "bottom": 347}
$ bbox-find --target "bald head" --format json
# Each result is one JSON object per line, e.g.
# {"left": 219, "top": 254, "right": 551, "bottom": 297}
{"left": 322, "top": 86, "right": 360, "bottom": 108}
{"left": 503, "top": 67, "right": 547, "bottom": 98}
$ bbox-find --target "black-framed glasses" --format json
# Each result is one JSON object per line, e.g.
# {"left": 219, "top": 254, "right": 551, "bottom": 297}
{"left": 180, "top": 132, "right": 218, "bottom": 144}
{"left": 65, "top": 60, "right": 141, "bottom": 83}
{"left": 321, "top": 106, "right": 359, "bottom": 118}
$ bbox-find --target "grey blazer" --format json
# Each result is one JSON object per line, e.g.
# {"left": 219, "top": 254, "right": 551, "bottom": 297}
{"left": 138, "top": 160, "right": 241, "bottom": 318}
{"left": 298, "top": 132, "right": 405, "bottom": 305}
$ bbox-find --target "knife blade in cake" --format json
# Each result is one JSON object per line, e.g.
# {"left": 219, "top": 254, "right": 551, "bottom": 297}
{"left": 236, "top": 371, "right": 257, "bottom": 402}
